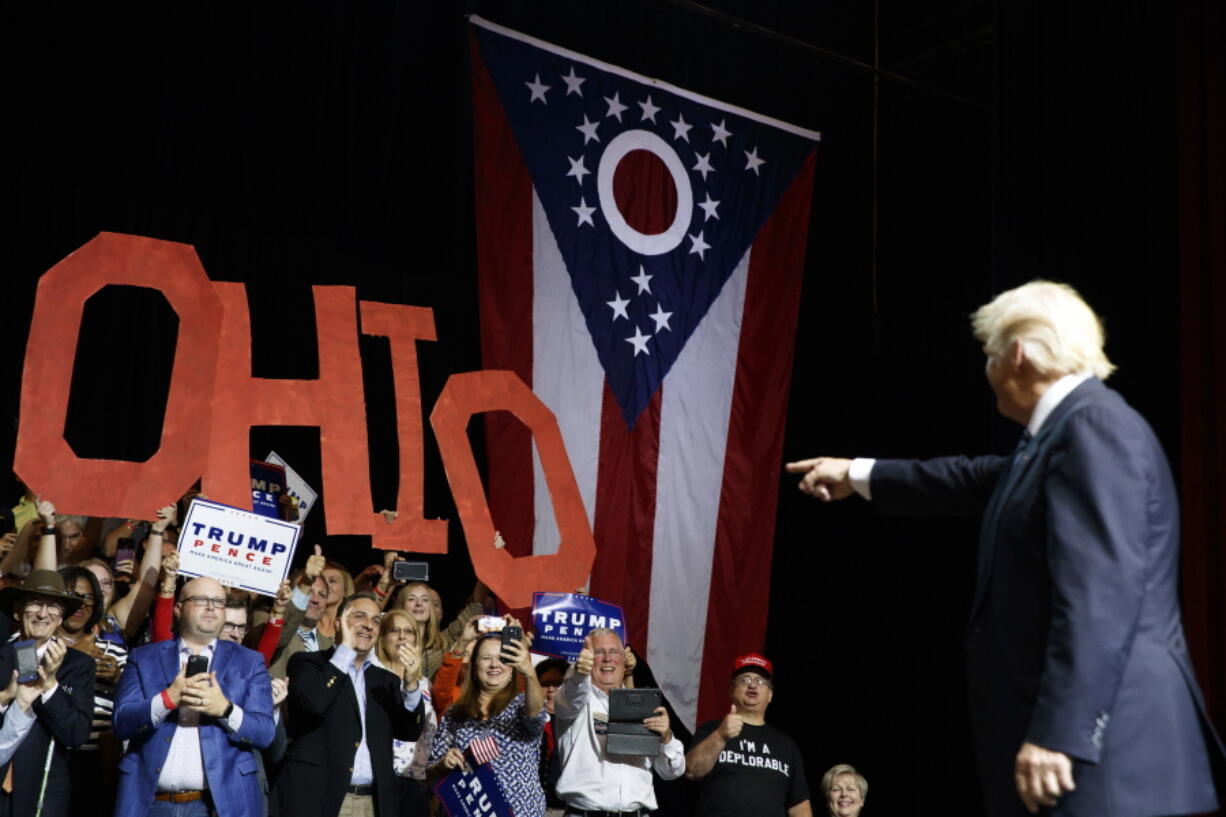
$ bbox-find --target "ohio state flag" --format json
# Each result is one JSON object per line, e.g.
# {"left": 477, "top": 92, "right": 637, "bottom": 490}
{"left": 469, "top": 15, "right": 819, "bottom": 729}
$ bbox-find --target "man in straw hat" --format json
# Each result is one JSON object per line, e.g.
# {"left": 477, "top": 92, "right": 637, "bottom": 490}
{"left": 0, "top": 569, "right": 96, "bottom": 817}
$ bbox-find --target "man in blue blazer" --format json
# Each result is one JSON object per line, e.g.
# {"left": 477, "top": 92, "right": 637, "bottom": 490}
{"left": 788, "top": 281, "right": 1221, "bottom": 817}
{"left": 114, "top": 576, "right": 275, "bottom": 817}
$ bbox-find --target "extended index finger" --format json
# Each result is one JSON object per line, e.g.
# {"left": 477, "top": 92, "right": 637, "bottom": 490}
{"left": 784, "top": 459, "right": 819, "bottom": 473}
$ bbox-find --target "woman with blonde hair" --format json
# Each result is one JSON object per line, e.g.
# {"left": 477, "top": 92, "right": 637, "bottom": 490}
{"left": 387, "top": 578, "right": 487, "bottom": 679}
{"left": 821, "top": 764, "right": 867, "bottom": 817}
{"left": 376, "top": 610, "right": 436, "bottom": 817}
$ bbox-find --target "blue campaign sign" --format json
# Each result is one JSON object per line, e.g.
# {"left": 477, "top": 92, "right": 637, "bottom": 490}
{"left": 532, "top": 592, "right": 626, "bottom": 660}
{"left": 250, "top": 459, "right": 287, "bottom": 519}
{"left": 434, "top": 764, "right": 512, "bottom": 817}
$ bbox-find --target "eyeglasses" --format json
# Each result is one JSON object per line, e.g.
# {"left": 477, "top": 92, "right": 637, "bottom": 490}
{"left": 592, "top": 649, "right": 624, "bottom": 659}
{"left": 182, "top": 596, "right": 226, "bottom": 610}
{"left": 734, "top": 675, "right": 772, "bottom": 688}
{"left": 72, "top": 593, "right": 96, "bottom": 607}
{"left": 221, "top": 623, "right": 249, "bottom": 635}
{"left": 23, "top": 600, "right": 64, "bottom": 617}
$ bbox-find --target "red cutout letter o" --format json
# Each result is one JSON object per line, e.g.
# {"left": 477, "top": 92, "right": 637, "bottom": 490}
{"left": 430, "top": 371, "right": 595, "bottom": 609}
{"left": 15, "top": 232, "right": 221, "bottom": 518}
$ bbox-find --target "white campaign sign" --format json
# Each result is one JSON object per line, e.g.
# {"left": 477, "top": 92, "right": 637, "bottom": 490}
{"left": 265, "top": 450, "right": 319, "bottom": 523}
{"left": 179, "top": 498, "right": 300, "bottom": 596}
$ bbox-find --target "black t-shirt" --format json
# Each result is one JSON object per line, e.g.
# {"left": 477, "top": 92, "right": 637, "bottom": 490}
{"left": 691, "top": 720, "right": 810, "bottom": 817}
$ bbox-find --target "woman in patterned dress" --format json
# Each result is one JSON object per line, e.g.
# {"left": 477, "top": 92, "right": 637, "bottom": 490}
{"left": 427, "top": 628, "right": 547, "bottom": 817}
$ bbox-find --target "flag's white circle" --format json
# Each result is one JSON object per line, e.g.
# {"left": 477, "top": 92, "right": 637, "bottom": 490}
{"left": 597, "top": 129, "right": 693, "bottom": 255}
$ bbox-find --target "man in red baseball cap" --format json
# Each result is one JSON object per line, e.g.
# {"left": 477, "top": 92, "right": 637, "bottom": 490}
{"left": 685, "top": 652, "right": 812, "bottom": 817}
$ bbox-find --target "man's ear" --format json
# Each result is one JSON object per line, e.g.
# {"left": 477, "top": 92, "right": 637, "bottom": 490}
{"left": 1010, "top": 337, "right": 1026, "bottom": 368}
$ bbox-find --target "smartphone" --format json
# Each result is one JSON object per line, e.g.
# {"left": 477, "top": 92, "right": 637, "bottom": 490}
{"left": 114, "top": 542, "right": 136, "bottom": 573}
{"left": 14, "top": 639, "right": 38, "bottom": 684}
{"left": 500, "top": 625, "right": 523, "bottom": 664}
{"left": 391, "top": 560, "right": 429, "bottom": 582}
{"left": 185, "top": 654, "right": 209, "bottom": 679}
{"left": 476, "top": 616, "right": 504, "bottom": 633}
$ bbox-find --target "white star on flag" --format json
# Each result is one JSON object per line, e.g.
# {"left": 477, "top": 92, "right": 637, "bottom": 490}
{"left": 688, "top": 230, "right": 711, "bottom": 259}
{"left": 649, "top": 304, "right": 673, "bottom": 332}
{"left": 572, "top": 196, "right": 596, "bottom": 226}
{"left": 561, "top": 66, "right": 585, "bottom": 96}
{"left": 607, "top": 291, "right": 630, "bottom": 320}
{"left": 626, "top": 326, "right": 652, "bottom": 356}
{"left": 670, "top": 113, "right": 692, "bottom": 143}
{"left": 693, "top": 152, "right": 715, "bottom": 181}
{"left": 567, "top": 155, "right": 590, "bottom": 184}
{"left": 744, "top": 146, "right": 765, "bottom": 175}
{"left": 638, "top": 95, "right": 661, "bottom": 123}
{"left": 604, "top": 92, "right": 628, "bottom": 122}
{"left": 698, "top": 192, "right": 720, "bottom": 221}
{"left": 711, "top": 119, "right": 733, "bottom": 146}
{"left": 526, "top": 74, "right": 550, "bottom": 104}
{"left": 576, "top": 115, "right": 600, "bottom": 144}
{"left": 631, "top": 266, "right": 653, "bottom": 294}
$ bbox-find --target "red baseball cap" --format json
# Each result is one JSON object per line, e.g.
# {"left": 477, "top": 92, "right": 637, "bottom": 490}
{"left": 731, "top": 652, "right": 773, "bottom": 680}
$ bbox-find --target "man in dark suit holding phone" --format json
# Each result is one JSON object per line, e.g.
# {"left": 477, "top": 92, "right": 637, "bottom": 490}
{"left": 113, "top": 576, "right": 275, "bottom": 817}
{"left": 0, "top": 570, "right": 94, "bottom": 817}
{"left": 788, "top": 281, "right": 1222, "bottom": 817}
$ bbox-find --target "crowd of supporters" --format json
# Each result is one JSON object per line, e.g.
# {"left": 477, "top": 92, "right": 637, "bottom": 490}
{"left": 0, "top": 484, "right": 867, "bottom": 817}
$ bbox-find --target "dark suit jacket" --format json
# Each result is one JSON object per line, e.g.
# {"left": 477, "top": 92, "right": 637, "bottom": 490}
{"left": 270, "top": 647, "right": 423, "bottom": 817}
{"left": 872, "top": 378, "right": 1221, "bottom": 817}
{"left": 0, "top": 641, "right": 94, "bottom": 817}
{"left": 112, "top": 638, "right": 275, "bottom": 817}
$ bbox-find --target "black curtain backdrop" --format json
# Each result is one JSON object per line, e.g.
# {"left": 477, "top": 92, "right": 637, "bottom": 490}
{"left": 1178, "top": 0, "right": 1226, "bottom": 785}
{"left": 0, "top": 2, "right": 1214, "bottom": 815}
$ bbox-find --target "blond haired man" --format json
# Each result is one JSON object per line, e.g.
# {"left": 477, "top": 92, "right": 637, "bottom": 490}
{"left": 788, "top": 281, "right": 1221, "bottom": 817}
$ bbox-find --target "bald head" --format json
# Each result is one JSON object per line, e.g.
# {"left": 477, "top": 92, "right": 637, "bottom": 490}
{"left": 177, "top": 576, "right": 226, "bottom": 645}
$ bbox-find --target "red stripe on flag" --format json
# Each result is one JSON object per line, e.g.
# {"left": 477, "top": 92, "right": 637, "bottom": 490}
{"left": 590, "top": 384, "right": 662, "bottom": 653}
{"left": 695, "top": 153, "right": 817, "bottom": 726}
{"left": 470, "top": 32, "right": 535, "bottom": 560}
{"left": 466, "top": 734, "right": 501, "bottom": 767}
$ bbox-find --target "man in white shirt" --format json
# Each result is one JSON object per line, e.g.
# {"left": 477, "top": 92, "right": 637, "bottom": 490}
{"left": 114, "top": 576, "right": 275, "bottom": 817}
{"left": 554, "top": 628, "right": 684, "bottom": 817}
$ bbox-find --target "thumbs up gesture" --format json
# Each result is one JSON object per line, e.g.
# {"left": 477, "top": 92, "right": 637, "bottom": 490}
{"left": 718, "top": 703, "right": 744, "bottom": 740}
{"left": 576, "top": 635, "right": 595, "bottom": 676}
{"left": 303, "top": 545, "right": 326, "bottom": 583}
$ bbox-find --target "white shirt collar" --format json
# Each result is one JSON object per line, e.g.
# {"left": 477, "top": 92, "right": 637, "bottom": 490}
{"left": 179, "top": 638, "right": 218, "bottom": 657}
{"left": 1027, "top": 373, "right": 1092, "bottom": 437}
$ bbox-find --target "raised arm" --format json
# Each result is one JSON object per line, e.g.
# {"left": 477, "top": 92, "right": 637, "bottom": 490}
{"left": 31, "top": 499, "right": 58, "bottom": 571}
{"left": 113, "top": 505, "right": 176, "bottom": 641}
{"left": 685, "top": 705, "right": 741, "bottom": 779}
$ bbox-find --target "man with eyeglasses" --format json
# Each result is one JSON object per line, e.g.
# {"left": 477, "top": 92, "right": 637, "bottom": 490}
{"left": 271, "top": 592, "right": 425, "bottom": 817}
{"left": 113, "top": 576, "right": 275, "bottom": 817}
{"left": 0, "top": 569, "right": 95, "bottom": 817}
{"left": 686, "top": 653, "right": 812, "bottom": 817}
{"left": 554, "top": 628, "right": 684, "bottom": 817}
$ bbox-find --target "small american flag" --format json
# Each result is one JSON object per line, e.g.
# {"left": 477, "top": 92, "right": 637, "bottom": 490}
{"left": 466, "top": 735, "right": 500, "bottom": 767}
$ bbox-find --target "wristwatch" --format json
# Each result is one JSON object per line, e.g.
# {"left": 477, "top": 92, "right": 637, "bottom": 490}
{"left": 222, "top": 701, "right": 234, "bottom": 720}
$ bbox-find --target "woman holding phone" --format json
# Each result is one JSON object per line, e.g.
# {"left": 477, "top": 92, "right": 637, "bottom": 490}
{"left": 427, "top": 623, "right": 546, "bottom": 817}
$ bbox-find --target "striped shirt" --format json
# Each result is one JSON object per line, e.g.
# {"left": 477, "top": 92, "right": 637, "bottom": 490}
{"left": 86, "top": 634, "right": 129, "bottom": 746}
